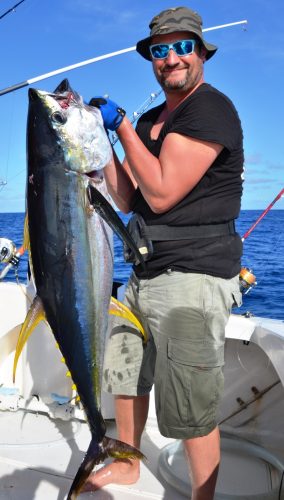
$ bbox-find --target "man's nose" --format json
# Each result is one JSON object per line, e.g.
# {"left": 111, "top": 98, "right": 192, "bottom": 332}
{"left": 165, "top": 49, "right": 180, "bottom": 64}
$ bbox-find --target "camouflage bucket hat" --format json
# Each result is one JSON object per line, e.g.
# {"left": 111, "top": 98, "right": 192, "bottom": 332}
{"left": 136, "top": 6, "right": 217, "bottom": 61}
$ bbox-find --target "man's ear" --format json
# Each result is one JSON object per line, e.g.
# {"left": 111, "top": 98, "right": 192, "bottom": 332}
{"left": 200, "top": 46, "right": 207, "bottom": 62}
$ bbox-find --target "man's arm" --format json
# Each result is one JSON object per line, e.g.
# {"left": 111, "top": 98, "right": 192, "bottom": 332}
{"left": 117, "top": 116, "right": 223, "bottom": 214}
{"left": 103, "top": 149, "right": 137, "bottom": 214}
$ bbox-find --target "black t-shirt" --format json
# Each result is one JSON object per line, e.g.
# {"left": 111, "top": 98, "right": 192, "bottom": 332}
{"left": 132, "top": 83, "right": 244, "bottom": 279}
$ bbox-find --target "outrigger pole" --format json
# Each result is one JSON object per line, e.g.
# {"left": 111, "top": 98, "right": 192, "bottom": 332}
{"left": 0, "top": 20, "right": 247, "bottom": 97}
{"left": 242, "top": 188, "right": 284, "bottom": 242}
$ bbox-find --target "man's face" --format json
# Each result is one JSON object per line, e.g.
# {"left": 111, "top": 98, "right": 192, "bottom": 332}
{"left": 150, "top": 31, "right": 206, "bottom": 94}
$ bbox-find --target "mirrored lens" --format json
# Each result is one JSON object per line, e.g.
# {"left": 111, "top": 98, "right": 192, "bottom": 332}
{"left": 174, "top": 40, "right": 194, "bottom": 56}
{"left": 150, "top": 44, "right": 170, "bottom": 59}
{"left": 150, "top": 40, "right": 195, "bottom": 59}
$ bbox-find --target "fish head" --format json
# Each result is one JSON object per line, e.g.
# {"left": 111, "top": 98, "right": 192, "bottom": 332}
{"left": 28, "top": 79, "right": 112, "bottom": 175}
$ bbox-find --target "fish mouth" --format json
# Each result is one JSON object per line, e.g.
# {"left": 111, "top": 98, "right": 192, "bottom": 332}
{"left": 29, "top": 87, "right": 77, "bottom": 110}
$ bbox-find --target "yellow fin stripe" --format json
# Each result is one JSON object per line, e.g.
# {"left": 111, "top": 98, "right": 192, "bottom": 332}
{"left": 109, "top": 297, "right": 147, "bottom": 343}
{"left": 23, "top": 213, "right": 30, "bottom": 252}
{"left": 13, "top": 295, "right": 46, "bottom": 383}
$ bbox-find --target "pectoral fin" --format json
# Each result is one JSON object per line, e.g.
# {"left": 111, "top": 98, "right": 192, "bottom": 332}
{"left": 88, "top": 184, "right": 145, "bottom": 269}
{"left": 13, "top": 295, "right": 47, "bottom": 382}
{"left": 109, "top": 296, "right": 147, "bottom": 343}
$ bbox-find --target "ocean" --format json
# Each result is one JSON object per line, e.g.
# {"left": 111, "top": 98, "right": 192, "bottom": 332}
{"left": 0, "top": 210, "right": 283, "bottom": 320}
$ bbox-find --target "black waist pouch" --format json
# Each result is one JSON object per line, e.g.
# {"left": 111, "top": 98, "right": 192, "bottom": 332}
{"left": 124, "top": 214, "right": 153, "bottom": 263}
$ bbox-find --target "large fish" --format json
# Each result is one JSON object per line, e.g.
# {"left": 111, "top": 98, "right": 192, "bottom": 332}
{"left": 14, "top": 79, "right": 145, "bottom": 499}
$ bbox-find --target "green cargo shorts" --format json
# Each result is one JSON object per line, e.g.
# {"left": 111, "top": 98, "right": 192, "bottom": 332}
{"left": 102, "top": 271, "right": 242, "bottom": 439}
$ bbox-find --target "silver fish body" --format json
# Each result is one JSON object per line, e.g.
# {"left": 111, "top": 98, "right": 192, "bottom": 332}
{"left": 25, "top": 80, "right": 143, "bottom": 498}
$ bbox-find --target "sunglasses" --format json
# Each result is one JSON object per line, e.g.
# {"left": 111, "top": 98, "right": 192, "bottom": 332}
{"left": 149, "top": 39, "right": 196, "bottom": 60}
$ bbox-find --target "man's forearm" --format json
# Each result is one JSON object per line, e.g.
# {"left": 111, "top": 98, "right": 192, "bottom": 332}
{"left": 104, "top": 150, "right": 136, "bottom": 214}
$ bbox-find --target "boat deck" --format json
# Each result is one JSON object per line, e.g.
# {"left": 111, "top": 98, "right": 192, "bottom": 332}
{"left": 0, "top": 411, "right": 183, "bottom": 500}
{"left": 1, "top": 409, "right": 284, "bottom": 500}
{"left": 1, "top": 282, "right": 284, "bottom": 499}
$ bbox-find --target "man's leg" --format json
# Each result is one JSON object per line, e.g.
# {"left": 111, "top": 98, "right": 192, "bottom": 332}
{"left": 184, "top": 426, "right": 220, "bottom": 500}
{"left": 83, "top": 393, "right": 149, "bottom": 491}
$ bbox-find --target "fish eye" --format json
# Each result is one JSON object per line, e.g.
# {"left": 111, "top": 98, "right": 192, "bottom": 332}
{"left": 51, "top": 111, "right": 67, "bottom": 124}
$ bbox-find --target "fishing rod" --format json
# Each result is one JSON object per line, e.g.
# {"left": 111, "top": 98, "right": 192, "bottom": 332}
{"left": 242, "top": 187, "right": 284, "bottom": 241}
{"left": 0, "top": 0, "right": 26, "bottom": 21}
{"left": 0, "top": 19, "right": 248, "bottom": 97}
{"left": 110, "top": 89, "right": 162, "bottom": 145}
{"left": 239, "top": 188, "right": 284, "bottom": 294}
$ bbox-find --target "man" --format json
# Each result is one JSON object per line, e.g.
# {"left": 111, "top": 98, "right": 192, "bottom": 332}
{"left": 84, "top": 6, "right": 243, "bottom": 500}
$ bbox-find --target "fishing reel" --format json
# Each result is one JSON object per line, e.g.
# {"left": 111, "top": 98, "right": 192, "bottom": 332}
{"left": 239, "top": 267, "right": 257, "bottom": 295}
{"left": 0, "top": 238, "right": 20, "bottom": 266}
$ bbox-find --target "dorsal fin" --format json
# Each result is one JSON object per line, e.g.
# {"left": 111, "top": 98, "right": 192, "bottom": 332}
{"left": 54, "top": 78, "right": 73, "bottom": 94}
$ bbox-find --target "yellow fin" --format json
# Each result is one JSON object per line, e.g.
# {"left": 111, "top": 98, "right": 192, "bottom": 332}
{"left": 109, "top": 297, "right": 147, "bottom": 343}
{"left": 13, "top": 295, "right": 47, "bottom": 383}
{"left": 23, "top": 212, "right": 36, "bottom": 281}
{"left": 23, "top": 213, "right": 30, "bottom": 253}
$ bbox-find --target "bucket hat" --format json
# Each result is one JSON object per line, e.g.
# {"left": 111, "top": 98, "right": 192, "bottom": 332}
{"left": 136, "top": 6, "right": 217, "bottom": 61}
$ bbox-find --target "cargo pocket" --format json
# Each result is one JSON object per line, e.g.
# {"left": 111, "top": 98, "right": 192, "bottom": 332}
{"left": 157, "top": 337, "right": 224, "bottom": 433}
{"left": 229, "top": 275, "right": 243, "bottom": 309}
{"left": 232, "top": 289, "right": 242, "bottom": 308}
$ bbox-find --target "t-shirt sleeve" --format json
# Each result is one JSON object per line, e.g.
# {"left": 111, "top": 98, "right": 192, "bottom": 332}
{"left": 169, "top": 91, "right": 242, "bottom": 151}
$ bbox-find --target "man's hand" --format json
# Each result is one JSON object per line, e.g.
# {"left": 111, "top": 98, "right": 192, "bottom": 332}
{"left": 89, "top": 97, "right": 126, "bottom": 131}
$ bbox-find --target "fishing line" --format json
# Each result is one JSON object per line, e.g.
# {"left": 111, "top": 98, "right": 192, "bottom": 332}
{"left": 0, "top": 179, "right": 7, "bottom": 192}
{"left": 3, "top": 92, "right": 16, "bottom": 187}
{"left": 0, "top": 0, "right": 26, "bottom": 21}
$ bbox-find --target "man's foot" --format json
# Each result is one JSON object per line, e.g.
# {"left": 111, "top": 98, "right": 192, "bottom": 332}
{"left": 82, "top": 458, "right": 140, "bottom": 492}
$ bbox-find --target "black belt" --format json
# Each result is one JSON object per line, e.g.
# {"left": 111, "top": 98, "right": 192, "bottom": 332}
{"left": 145, "top": 220, "right": 236, "bottom": 241}
{"left": 124, "top": 215, "right": 236, "bottom": 264}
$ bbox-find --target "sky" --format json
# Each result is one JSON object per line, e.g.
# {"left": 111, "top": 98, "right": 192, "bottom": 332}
{"left": 0, "top": 0, "right": 283, "bottom": 213}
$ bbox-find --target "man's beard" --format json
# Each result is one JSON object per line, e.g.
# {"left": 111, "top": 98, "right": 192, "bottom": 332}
{"left": 156, "top": 63, "right": 203, "bottom": 93}
{"left": 162, "top": 77, "right": 189, "bottom": 90}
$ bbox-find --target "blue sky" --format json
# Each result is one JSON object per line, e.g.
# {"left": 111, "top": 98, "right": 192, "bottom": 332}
{"left": 0, "top": 0, "right": 283, "bottom": 212}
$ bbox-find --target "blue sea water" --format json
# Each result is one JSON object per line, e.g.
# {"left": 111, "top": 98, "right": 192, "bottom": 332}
{"left": 0, "top": 210, "right": 283, "bottom": 320}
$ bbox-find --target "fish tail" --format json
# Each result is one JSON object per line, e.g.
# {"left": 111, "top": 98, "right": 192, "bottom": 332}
{"left": 67, "top": 435, "right": 145, "bottom": 499}
{"left": 101, "top": 435, "right": 145, "bottom": 461}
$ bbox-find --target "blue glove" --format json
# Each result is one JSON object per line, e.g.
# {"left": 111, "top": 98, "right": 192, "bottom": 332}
{"left": 89, "top": 97, "right": 126, "bottom": 131}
